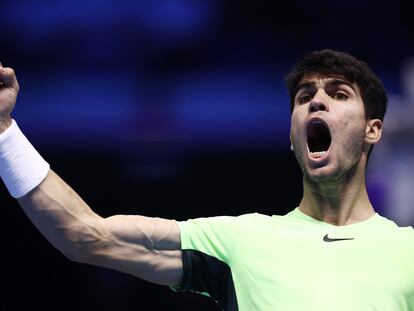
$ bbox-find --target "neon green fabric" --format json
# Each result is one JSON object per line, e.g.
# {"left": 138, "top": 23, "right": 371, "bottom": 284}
{"left": 177, "top": 208, "right": 414, "bottom": 310}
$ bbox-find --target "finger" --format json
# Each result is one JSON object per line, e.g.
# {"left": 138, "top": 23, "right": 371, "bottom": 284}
{"left": 0, "top": 67, "right": 19, "bottom": 91}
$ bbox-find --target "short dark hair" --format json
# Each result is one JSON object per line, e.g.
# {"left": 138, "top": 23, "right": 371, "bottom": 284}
{"left": 286, "top": 49, "right": 388, "bottom": 121}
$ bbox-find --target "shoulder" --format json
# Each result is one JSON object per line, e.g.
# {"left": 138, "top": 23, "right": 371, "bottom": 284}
{"left": 237, "top": 212, "right": 273, "bottom": 222}
{"left": 176, "top": 213, "right": 277, "bottom": 239}
{"left": 177, "top": 212, "right": 297, "bottom": 239}
{"left": 233, "top": 212, "right": 283, "bottom": 228}
{"left": 394, "top": 225, "right": 414, "bottom": 239}
{"left": 178, "top": 212, "right": 273, "bottom": 226}
{"left": 375, "top": 214, "right": 414, "bottom": 240}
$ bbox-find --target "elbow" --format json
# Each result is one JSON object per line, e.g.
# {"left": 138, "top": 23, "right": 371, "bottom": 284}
{"left": 55, "top": 236, "right": 97, "bottom": 264}
{"left": 55, "top": 221, "right": 108, "bottom": 264}
{"left": 60, "top": 246, "right": 94, "bottom": 264}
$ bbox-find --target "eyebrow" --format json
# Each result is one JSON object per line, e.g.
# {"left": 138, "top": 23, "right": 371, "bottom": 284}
{"left": 295, "top": 79, "right": 357, "bottom": 95}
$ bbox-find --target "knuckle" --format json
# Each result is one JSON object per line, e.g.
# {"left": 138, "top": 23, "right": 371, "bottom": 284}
{"left": 2, "top": 67, "right": 14, "bottom": 76}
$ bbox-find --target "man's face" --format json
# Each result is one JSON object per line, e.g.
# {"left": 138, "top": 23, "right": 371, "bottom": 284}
{"left": 290, "top": 74, "right": 369, "bottom": 183}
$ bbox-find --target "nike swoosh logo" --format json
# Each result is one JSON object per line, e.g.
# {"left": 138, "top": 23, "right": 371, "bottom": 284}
{"left": 323, "top": 234, "right": 354, "bottom": 242}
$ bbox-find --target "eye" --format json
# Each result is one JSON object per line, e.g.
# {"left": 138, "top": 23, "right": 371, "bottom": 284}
{"left": 333, "top": 92, "right": 348, "bottom": 100}
{"left": 298, "top": 94, "right": 313, "bottom": 104}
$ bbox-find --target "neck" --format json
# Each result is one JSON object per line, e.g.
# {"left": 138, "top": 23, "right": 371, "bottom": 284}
{"left": 299, "top": 159, "right": 375, "bottom": 226}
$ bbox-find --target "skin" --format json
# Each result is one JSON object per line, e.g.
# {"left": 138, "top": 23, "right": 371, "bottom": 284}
{"left": 0, "top": 64, "right": 383, "bottom": 289}
{"left": 0, "top": 64, "right": 183, "bottom": 286}
{"left": 0, "top": 63, "right": 15, "bottom": 132}
{"left": 290, "top": 73, "right": 383, "bottom": 226}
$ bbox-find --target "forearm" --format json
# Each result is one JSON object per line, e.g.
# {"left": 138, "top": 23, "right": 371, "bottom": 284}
{"left": 17, "top": 172, "right": 183, "bottom": 285}
{"left": 0, "top": 66, "right": 183, "bottom": 285}
{"left": 17, "top": 170, "right": 107, "bottom": 261}
{"left": 0, "top": 118, "right": 104, "bottom": 260}
{"left": 0, "top": 119, "right": 183, "bottom": 284}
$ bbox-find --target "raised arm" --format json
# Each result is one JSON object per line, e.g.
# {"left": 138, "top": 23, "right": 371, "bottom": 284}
{"left": 0, "top": 65, "right": 183, "bottom": 286}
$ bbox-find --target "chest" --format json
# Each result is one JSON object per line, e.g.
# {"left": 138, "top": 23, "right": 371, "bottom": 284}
{"left": 231, "top": 228, "right": 414, "bottom": 309}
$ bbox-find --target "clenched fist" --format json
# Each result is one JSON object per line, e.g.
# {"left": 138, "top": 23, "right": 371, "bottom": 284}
{"left": 0, "top": 62, "right": 19, "bottom": 133}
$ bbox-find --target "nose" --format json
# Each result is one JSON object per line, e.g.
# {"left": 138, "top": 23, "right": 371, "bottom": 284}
{"left": 309, "top": 93, "right": 328, "bottom": 113}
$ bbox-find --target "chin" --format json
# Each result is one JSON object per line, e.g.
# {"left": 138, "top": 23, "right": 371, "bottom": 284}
{"left": 303, "top": 165, "right": 343, "bottom": 183}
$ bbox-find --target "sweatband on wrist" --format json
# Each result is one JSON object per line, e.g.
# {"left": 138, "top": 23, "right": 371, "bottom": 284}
{"left": 0, "top": 120, "right": 50, "bottom": 198}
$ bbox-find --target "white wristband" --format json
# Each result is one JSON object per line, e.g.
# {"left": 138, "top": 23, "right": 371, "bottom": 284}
{"left": 0, "top": 120, "right": 50, "bottom": 198}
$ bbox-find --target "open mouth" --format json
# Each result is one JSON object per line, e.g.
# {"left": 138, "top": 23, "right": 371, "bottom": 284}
{"left": 306, "top": 119, "right": 331, "bottom": 159}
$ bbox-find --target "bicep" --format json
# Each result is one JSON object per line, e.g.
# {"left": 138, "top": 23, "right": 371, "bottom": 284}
{"left": 89, "top": 215, "right": 183, "bottom": 286}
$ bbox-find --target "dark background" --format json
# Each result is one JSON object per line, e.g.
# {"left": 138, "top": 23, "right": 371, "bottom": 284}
{"left": 1, "top": 1, "right": 414, "bottom": 310}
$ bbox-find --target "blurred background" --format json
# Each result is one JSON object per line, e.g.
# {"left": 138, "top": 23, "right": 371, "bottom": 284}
{"left": 1, "top": 0, "right": 414, "bottom": 310}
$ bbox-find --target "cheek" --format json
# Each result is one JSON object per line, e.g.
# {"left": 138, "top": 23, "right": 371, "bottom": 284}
{"left": 338, "top": 107, "right": 366, "bottom": 132}
{"left": 337, "top": 116, "right": 366, "bottom": 149}
{"left": 290, "top": 109, "right": 304, "bottom": 132}
{"left": 290, "top": 115, "right": 302, "bottom": 143}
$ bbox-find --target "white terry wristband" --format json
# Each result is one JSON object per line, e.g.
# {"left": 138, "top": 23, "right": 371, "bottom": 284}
{"left": 0, "top": 120, "right": 50, "bottom": 198}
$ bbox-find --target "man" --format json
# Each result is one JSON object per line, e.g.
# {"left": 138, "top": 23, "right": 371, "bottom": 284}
{"left": 0, "top": 50, "right": 413, "bottom": 310}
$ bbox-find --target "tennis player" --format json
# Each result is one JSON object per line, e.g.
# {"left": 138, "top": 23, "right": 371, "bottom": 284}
{"left": 1, "top": 50, "right": 413, "bottom": 310}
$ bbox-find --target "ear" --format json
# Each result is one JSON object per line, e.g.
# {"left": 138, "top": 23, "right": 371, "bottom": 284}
{"left": 364, "top": 119, "right": 383, "bottom": 145}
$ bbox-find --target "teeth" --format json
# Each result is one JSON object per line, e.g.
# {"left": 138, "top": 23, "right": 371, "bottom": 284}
{"left": 310, "top": 151, "right": 327, "bottom": 158}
